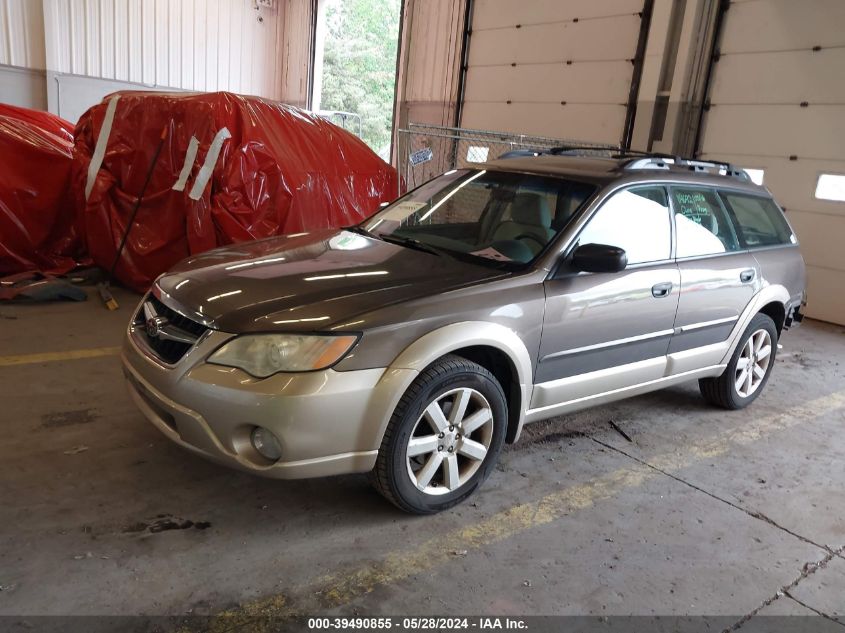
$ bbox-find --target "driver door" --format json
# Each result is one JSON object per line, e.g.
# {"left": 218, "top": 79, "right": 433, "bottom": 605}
{"left": 532, "top": 185, "right": 680, "bottom": 408}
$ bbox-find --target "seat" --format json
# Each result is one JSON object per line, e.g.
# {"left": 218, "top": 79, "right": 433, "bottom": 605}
{"left": 491, "top": 192, "right": 555, "bottom": 253}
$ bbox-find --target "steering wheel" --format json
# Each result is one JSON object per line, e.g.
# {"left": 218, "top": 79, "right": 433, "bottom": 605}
{"left": 514, "top": 233, "right": 546, "bottom": 249}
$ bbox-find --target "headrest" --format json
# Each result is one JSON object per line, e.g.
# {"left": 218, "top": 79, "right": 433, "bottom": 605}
{"left": 510, "top": 192, "right": 551, "bottom": 228}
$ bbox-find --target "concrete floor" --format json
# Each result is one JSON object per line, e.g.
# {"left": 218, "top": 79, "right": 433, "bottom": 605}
{"left": 1, "top": 287, "right": 844, "bottom": 628}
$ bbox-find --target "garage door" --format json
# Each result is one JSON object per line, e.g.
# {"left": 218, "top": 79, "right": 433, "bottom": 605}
{"left": 460, "top": 0, "right": 646, "bottom": 145}
{"left": 698, "top": 0, "right": 845, "bottom": 325}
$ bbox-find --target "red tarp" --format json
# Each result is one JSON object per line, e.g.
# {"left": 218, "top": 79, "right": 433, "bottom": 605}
{"left": 0, "top": 105, "right": 81, "bottom": 276}
{"left": 72, "top": 91, "right": 398, "bottom": 291}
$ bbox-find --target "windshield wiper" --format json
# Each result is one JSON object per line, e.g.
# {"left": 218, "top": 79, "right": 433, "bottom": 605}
{"left": 343, "top": 225, "right": 372, "bottom": 235}
{"left": 378, "top": 234, "right": 448, "bottom": 258}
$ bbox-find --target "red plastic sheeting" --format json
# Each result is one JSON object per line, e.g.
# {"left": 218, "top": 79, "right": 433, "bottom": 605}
{"left": 0, "top": 105, "right": 81, "bottom": 276}
{"left": 0, "top": 103, "right": 74, "bottom": 142}
{"left": 72, "top": 91, "right": 399, "bottom": 292}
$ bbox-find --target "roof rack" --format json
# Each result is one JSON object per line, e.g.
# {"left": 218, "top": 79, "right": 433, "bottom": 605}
{"left": 623, "top": 156, "right": 750, "bottom": 181}
{"left": 497, "top": 146, "right": 753, "bottom": 182}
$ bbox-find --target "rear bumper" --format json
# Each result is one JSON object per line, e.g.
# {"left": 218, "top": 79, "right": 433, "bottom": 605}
{"left": 122, "top": 330, "right": 391, "bottom": 479}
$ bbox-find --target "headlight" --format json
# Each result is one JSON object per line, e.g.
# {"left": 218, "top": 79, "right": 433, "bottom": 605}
{"left": 208, "top": 334, "right": 358, "bottom": 377}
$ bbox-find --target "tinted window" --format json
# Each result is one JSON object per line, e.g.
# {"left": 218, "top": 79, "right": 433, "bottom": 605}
{"left": 577, "top": 186, "right": 671, "bottom": 265}
{"left": 671, "top": 187, "right": 740, "bottom": 257}
{"left": 719, "top": 192, "right": 795, "bottom": 247}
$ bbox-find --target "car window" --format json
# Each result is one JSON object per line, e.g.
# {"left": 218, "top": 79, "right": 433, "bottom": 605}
{"left": 719, "top": 192, "right": 795, "bottom": 247}
{"left": 576, "top": 186, "right": 671, "bottom": 265}
{"left": 671, "top": 187, "right": 741, "bottom": 257}
{"left": 365, "top": 170, "right": 595, "bottom": 267}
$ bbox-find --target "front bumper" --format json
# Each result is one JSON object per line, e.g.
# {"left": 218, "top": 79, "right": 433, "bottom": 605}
{"left": 122, "top": 327, "right": 398, "bottom": 479}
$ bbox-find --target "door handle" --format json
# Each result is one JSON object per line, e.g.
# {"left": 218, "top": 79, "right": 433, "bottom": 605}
{"left": 651, "top": 282, "right": 673, "bottom": 298}
{"left": 740, "top": 269, "right": 756, "bottom": 283}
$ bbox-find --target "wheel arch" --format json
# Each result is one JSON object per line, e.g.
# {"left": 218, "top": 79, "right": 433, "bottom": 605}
{"left": 446, "top": 345, "right": 524, "bottom": 443}
{"left": 720, "top": 285, "right": 790, "bottom": 364}
{"left": 758, "top": 301, "right": 786, "bottom": 335}
{"left": 377, "top": 322, "right": 534, "bottom": 447}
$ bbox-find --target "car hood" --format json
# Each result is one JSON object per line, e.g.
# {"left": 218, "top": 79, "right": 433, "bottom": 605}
{"left": 155, "top": 229, "right": 509, "bottom": 333}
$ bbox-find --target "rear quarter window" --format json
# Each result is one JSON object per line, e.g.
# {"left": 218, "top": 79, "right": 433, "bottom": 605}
{"left": 719, "top": 192, "right": 796, "bottom": 247}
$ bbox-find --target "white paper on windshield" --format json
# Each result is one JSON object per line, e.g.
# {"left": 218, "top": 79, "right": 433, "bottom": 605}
{"left": 470, "top": 247, "right": 512, "bottom": 262}
{"left": 381, "top": 201, "right": 427, "bottom": 221}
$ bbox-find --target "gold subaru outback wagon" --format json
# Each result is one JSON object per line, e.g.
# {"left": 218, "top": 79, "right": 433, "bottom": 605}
{"left": 124, "top": 152, "right": 806, "bottom": 513}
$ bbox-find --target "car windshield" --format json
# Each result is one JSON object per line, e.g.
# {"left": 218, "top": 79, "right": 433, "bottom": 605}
{"left": 362, "top": 170, "right": 596, "bottom": 268}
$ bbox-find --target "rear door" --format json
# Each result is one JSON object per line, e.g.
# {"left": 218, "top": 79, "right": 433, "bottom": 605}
{"left": 533, "top": 185, "right": 680, "bottom": 407}
{"left": 668, "top": 185, "right": 757, "bottom": 359}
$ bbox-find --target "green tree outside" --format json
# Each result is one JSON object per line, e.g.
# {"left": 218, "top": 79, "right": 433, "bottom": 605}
{"left": 319, "top": 0, "right": 401, "bottom": 159}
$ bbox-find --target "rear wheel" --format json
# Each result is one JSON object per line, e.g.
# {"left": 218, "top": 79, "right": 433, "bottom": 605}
{"left": 371, "top": 355, "right": 507, "bottom": 514}
{"left": 699, "top": 313, "right": 778, "bottom": 410}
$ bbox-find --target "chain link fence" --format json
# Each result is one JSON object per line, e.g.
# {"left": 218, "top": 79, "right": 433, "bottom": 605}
{"left": 394, "top": 123, "right": 619, "bottom": 195}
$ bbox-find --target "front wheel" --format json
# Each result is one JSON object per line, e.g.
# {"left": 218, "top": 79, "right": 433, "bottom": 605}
{"left": 371, "top": 355, "right": 507, "bottom": 514}
{"left": 699, "top": 313, "right": 778, "bottom": 410}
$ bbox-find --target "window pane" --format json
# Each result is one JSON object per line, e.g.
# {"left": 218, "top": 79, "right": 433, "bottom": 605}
{"left": 367, "top": 171, "right": 595, "bottom": 266}
{"left": 578, "top": 187, "right": 671, "bottom": 265}
{"left": 815, "top": 173, "right": 845, "bottom": 202}
{"left": 672, "top": 187, "right": 741, "bottom": 257}
{"left": 720, "top": 192, "right": 795, "bottom": 247}
{"left": 743, "top": 168, "right": 765, "bottom": 185}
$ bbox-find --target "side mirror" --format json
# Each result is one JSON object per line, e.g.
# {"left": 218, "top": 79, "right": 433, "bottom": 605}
{"left": 570, "top": 243, "right": 628, "bottom": 273}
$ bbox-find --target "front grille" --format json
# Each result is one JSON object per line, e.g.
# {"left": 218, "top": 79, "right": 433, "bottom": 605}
{"left": 133, "top": 295, "right": 208, "bottom": 364}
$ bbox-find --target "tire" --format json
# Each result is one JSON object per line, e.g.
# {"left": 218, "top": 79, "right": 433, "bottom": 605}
{"left": 699, "top": 313, "right": 778, "bottom": 410}
{"left": 371, "top": 354, "right": 507, "bottom": 514}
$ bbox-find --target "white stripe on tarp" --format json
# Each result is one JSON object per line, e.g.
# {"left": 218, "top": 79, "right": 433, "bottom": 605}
{"left": 188, "top": 127, "right": 231, "bottom": 201}
{"left": 172, "top": 136, "right": 200, "bottom": 192}
{"left": 84, "top": 95, "right": 121, "bottom": 200}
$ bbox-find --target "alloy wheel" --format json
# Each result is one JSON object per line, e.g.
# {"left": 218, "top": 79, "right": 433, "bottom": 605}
{"left": 405, "top": 387, "right": 494, "bottom": 495}
{"left": 735, "top": 328, "right": 773, "bottom": 398}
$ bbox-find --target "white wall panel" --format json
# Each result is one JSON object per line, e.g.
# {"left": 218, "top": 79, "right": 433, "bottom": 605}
{"left": 709, "top": 48, "right": 845, "bottom": 104}
{"left": 0, "top": 0, "right": 47, "bottom": 108}
{"left": 718, "top": 0, "right": 845, "bottom": 53}
{"left": 471, "top": 0, "right": 642, "bottom": 30}
{"left": 702, "top": 105, "right": 845, "bottom": 160}
{"left": 469, "top": 14, "right": 640, "bottom": 65}
{"left": 699, "top": 0, "right": 845, "bottom": 324}
{"left": 461, "top": 0, "right": 645, "bottom": 142}
{"left": 0, "top": 64, "right": 47, "bottom": 108}
{"left": 47, "top": 70, "right": 182, "bottom": 123}
{"left": 464, "top": 61, "right": 632, "bottom": 105}
{"left": 43, "top": 0, "right": 283, "bottom": 98}
{"left": 0, "top": 0, "right": 46, "bottom": 69}
{"left": 460, "top": 102, "right": 626, "bottom": 146}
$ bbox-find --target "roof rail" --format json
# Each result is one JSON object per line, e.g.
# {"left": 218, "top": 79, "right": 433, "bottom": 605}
{"left": 496, "top": 147, "right": 753, "bottom": 182}
{"left": 624, "top": 156, "right": 751, "bottom": 181}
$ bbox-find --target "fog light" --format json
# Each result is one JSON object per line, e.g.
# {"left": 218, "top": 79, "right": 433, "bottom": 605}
{"left": 251, "top": 426, "right": 282, "bottom": 461}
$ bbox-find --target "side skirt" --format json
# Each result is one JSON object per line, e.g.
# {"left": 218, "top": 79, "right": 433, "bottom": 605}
{"left": 523, "top": 364, "right": 726, "bottom": 425}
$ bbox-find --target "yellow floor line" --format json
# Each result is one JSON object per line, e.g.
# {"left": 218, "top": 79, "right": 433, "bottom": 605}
{"left": 201, "top": 388, "right": 845, "bottom": 631}
{"left": 0, "top": 346, "right": 121, "bottom": 367}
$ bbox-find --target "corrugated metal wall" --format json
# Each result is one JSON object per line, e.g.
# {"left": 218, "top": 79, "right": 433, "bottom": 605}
{"left": 42, "top": 0, "right": 285, "bottom": 99}
{"left": 0, "top": 0, "right": 46, "bottom": 68}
